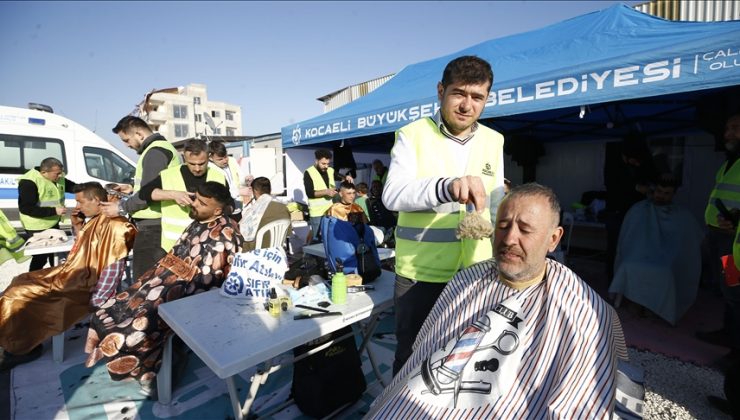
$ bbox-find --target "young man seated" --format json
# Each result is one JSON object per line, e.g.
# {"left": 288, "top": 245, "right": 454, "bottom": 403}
{"left": 84, "top": 181, "right": 244, "bottom": 396}
{"left": 325, "top": 181, "right": 368, "bottom": 225}
{"left": 0, "top": 182, "right": 136, "bottom": 371}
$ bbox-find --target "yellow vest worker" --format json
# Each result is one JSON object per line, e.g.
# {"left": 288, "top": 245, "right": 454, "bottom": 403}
{"left": 394, "top": 117, "right": 503, "bottom": 283}
{"left": 160, "top": 167, "right": 226, "bottom": 252}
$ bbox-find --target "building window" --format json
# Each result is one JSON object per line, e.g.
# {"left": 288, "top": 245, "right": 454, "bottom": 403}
{"left": 175, "top": 124, "right": 189, "bottom": 138}
{"left": 211, "top": 110, "right": 220, "bottom": 118}
{"left": 173, "top": 105, "right": 188, "bottom": 119}
{"left": 193, "top": 97, "right": 201, "bottom": 105}
{"left": 214, "top": 128, "right": 222, "bottom": 135}
{"left": 225, "top": 111, "right": 235, "bottom": 121}
{"left": 226, "top": 127, "right": 235, "bottom": 136}
{"left": 195, "top": 114, "right": 202, "bottom": 122}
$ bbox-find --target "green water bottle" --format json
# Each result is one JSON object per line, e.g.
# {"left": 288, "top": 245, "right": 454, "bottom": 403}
{"left": 331, "top": 258, "right": 347, "bottom": 305}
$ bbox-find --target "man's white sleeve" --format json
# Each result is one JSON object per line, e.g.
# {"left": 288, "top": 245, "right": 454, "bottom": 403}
{"left": 382, "top": 131, "right": 454, "bottom": 212}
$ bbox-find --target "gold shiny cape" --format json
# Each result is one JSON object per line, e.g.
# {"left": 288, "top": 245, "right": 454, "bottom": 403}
{"left": 0, "top": 215, "right": 136, "bottom": 354}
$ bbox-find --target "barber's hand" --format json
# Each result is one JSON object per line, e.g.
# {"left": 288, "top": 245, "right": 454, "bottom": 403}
{"left": 718, "top": 210, "right": 740, "bottom": 233}
{"left": 327, "top": 189, "right": 337, "bottom": 197}
{"left": 99, "top": 202, "right": 121, "bottom": 218}
{"left": 117, "top": 184, "right": 133, "bottom": 194}
{"left": 448, "top": 176, "right": 487, "bottom": 213}
{"left": 173, "top": 191, "right": 196, "bottom": 207}
{"left": 344, "top": 175, "right": 354, "bottom": 183}
{"left": 55, "top": 206, "right": 67, "bottom": 216}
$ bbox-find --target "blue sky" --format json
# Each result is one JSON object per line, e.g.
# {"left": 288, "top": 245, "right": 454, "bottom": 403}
{"left": 0, "top": 1, "right": 638, "bottom": 156}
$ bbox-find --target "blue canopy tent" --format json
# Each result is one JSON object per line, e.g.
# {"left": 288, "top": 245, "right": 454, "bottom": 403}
{"left": 281, "top": 4, "right": 740, "bottom": 151}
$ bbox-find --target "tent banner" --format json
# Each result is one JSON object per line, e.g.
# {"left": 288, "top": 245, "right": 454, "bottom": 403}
{"left": 282, "top": 4, "right": 740, "bottom": 148}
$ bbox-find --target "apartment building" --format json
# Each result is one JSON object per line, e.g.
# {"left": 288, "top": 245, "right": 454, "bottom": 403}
{"left": 136, "top": 83, "right": 242, "bottom": 141}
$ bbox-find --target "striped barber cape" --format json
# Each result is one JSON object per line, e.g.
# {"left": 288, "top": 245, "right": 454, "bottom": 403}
{"left": 367, "top": 259, "right": 627, "bottom": 419}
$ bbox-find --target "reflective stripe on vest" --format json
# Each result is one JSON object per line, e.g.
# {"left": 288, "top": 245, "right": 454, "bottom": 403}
{"left": 159, "top": 167, "right": 226, "bottom": 252}
{"left": 394, "top": 117, "right": 503, "bottom": 283}
{"left": 132, "top": 139, "right": 181, "bottom": 220}
{"left": 18, "top": 169, "right": 65, "bottom": 230}
{"left": 307, "top": 165, "right": 335, "bottom": 217}
{"left": 705, "top": 160, "right": 740, "bottom": 227}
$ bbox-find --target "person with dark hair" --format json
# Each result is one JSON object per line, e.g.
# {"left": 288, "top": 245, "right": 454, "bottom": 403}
{"left": 368, "top": 180, "right": 397, "bottom": 232}
{"left": 355, "top": 182, "right": 370, "bottom": 219}
{"left": 138, "top": 139, "right": 226, "bottom": 252}
{"left": 0, "top": 182, "right": 136, "bottom": 371}
{"left": 372, "top": 160, "right": 389, "bottom": 186}
{"left": 382, "top": 55, "right": 506, "bottom": 374}
{"left": 18, "top": 157, "right": 79, "bottom": 271}
{"left": 208, "top": 140, "right": 245, "bottom": 209}
{"left": 101, "top": 115, "right": 181, "bottom": 281}
{"left": 239, "top": 176, "right": 290, "bottom": 252}
{"left": 325, "top": 181, "right": 368, "bottom": 225}
{"left": 303, "top": 148, "right": 353, "bottom": 242}
{"left": 367, "top": 183, "right": 626, "bottom": 417}
{"left": 85, "top": 181, "right": 244, "bottom": 396}
{"left": 609, "top": 175, "right": 702, "bottom": 325}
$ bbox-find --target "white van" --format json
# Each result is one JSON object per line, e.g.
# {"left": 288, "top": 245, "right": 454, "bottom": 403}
{"left": 0, "top": 104, "right": 136, "bottom": 230}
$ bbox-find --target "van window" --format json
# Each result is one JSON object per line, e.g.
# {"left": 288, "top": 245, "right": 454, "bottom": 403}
{"left": 0, "top": 134, "right": 67, "bottom": 174}
{"left": 83, "top": 147, "right": 135, "bottom": 184}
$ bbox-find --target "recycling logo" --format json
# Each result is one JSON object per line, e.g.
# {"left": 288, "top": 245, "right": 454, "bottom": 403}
{"left": 222, "top": 272, "right": 244, "bottom": 296}
{"left": 292, "top": 125, "right": 301, "bottom": 145}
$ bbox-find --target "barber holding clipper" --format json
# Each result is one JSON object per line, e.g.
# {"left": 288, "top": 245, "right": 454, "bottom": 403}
{"left": 698, "top": 113, "right": 740, "bottom": 363}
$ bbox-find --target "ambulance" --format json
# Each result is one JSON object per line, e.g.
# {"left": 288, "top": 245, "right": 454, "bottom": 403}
{"left": 0, "top": 104, "right": 136, "bottom": 230}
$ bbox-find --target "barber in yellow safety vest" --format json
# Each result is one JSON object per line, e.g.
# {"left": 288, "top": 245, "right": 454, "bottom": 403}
{"left": 700, "top": 113, "right": 740, "bottom": 354}
{"left": 303, "top": 148, "right": 352, "bottom": 243}
{"left": 100, "top": 115, "right": 181, "bottom": 281}
{"left": 382, "top": 56, "right": 505, "bottom": 375}
{"left": 138, "top": 139, "right": 226, "bottom": 252}
{"left": 18, "top": 157, "right": 78, "bottom": 271}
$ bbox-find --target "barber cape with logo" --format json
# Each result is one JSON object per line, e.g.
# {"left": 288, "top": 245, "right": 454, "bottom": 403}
{"left": 220, "top": 247, "right": 288, "bottom": 301}
{"left": 405, "top": 283, "right": 540, "bottom": 409}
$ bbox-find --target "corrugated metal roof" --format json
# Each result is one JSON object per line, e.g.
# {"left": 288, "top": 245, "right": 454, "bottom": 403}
{"left": 317, "top": 74, "right": 395, "bottom": 113}
{"left": 634, "top": 0, "right": 740, "bottom": 21}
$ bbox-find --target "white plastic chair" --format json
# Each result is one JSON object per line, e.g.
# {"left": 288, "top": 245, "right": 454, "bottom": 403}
{"left": 255, "top": 219, "right": 292, "bottom": 249}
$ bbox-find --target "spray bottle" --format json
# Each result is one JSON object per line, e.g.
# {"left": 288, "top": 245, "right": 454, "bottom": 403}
{"left": 331, "top": 258, "right": 347, "bottom": 305}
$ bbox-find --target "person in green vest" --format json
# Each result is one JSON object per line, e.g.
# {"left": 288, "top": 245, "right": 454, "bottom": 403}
{"left": 0, "top": 209, "right": 29, "bottom": 265}
{"left": 18, "top": 157, "right": 78, "bottom": 271}
{"left": 100, "top": 115, "right": 181, "bottom": 281}
{"left": 382, "top": 55, "right": 506, "bottom": 375}
{"left": 698, "top": 112, "right": 740, "bottom": 361}
{"left": 355, "top": 182, "right": 370, "bottom": 220}
{"left": 372, "top": 159, "right": 388, "bottom": 186}
{"left": 303, "top": 148, "right": 352, "bottom": 243}
{"left": 208, "top": 140, "right": 245, "bottom": 210}
{"left": 138, "top": 139, "right": 226, "bottom": 252}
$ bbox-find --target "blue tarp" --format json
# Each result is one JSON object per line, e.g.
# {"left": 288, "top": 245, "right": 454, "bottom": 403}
{"left": 282, "top": 4, "right": 740, "bottom": 148}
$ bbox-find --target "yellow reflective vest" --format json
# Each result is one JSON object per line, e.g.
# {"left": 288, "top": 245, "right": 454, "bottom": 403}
{"left": 159, "top": 167, "right": 226, "bottom": 252}
{"left": 394, "top": 118, "right": 504, "bottom": 283}
{"left": 306, "top": 165, "right": 335, "bottom": 217}
{"left": 18, "top": 168, "right": 65, "bottom": 231}
{"left": 132, "top": 139, "right": 181, "bottom": 220}
{"left": 705, "top": 160, "right": 740, "bottom": 227}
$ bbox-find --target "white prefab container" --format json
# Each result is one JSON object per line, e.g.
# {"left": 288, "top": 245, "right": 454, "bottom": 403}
{"left": 0, "top": 105, "right": 136, "bottom": 229}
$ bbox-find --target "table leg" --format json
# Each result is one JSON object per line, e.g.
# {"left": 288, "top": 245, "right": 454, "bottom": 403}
{"left": 356, "top": 314, "right": 386, "bottom": 387}
{"left": 226, "top": 376, "right": 244, "bottom": 420}
{"left": 157, "top": 335, "right": 173, "bottom": 404}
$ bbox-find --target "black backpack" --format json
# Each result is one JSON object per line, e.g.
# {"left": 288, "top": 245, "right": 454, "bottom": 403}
{"left": 291, "top": 326, "right": 367, "bottom": 417}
